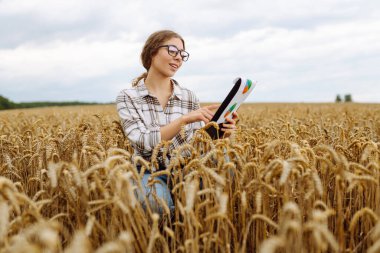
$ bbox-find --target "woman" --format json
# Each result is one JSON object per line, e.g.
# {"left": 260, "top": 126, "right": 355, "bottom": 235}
{"left": 116, "top": 30, "right": 238, "bottom": 214}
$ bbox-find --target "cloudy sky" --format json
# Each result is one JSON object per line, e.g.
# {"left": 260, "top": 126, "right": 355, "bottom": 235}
{"left": 0, "top": 0, "right": 379, "bottom": 103}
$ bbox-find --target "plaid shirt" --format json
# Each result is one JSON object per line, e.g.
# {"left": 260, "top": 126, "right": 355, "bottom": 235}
{"left": 116, "top": 79, "right": 204, "bottom": 168}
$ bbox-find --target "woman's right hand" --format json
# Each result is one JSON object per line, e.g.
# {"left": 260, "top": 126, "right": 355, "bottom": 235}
{"left": 182, "top": 104, "right": 220, "bottom": 124}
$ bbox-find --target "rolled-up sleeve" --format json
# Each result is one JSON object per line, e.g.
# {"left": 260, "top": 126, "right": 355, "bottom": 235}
{"left": 116, "top": 91, "right": 161, "bottom": 154}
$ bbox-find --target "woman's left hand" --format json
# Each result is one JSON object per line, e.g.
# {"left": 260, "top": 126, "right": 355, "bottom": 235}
{"left": 221, "top": 112, "right": 239, "bottom": 138}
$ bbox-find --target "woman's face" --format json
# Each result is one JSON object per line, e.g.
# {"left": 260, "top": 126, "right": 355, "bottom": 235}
{"left": 150, "top": 37, "right": 185, "bottom": 78}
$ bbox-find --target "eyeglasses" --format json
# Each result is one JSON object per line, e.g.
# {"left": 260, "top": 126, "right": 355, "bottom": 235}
{"left": 157, "top": 45, "right": 189, "bottom": 62}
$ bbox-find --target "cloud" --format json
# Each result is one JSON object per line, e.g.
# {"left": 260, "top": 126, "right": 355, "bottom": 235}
{"left": 0, "top": 0, "right": 379, "bottom": 103}
{"left": 2, "top": 0, "right": 379, "bottom": 46}
{"left": 0, "top": 37, "right": 142, "bottom": 79}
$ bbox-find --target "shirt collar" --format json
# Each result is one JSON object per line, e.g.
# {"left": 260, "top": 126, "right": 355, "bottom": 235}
{"left": 135, "top": 79, "right": 149, "bottom": 97}
{"left": 171, "top": 79, "right": 183, "bottom": 100}
{"left": 136, "top": 79, "right": 182, "bottom": 100}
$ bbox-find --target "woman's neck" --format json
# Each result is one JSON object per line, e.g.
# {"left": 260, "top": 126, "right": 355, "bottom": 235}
{"left": 144, "top": 70, "right": 172, "bottom": 96}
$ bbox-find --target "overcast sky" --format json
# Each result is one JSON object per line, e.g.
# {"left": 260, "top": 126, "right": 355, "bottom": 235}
{"left": 0, "top": 0, "right": 379, "bottom": 103}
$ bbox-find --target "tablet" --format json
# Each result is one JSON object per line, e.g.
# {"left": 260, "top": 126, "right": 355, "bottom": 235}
{"left": 205, "top": 77, "right": 257, "bottom": 139}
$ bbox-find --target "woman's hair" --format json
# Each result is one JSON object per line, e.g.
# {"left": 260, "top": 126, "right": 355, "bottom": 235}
{"left": 132, "top": 30, "right": 185, "bottom": 86}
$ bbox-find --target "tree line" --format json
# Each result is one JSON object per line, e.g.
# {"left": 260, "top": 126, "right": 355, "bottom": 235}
{"left": 335, "top": 94, "right": 353, "bottom": 103}
{"left": 0, "top": 95, "right": 101, "bottom": 110}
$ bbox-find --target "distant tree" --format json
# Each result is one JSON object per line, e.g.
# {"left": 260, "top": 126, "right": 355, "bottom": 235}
{"left": 344, "top": 94, "right": 353, "bottom": 102}
{"left": 335, "top": 95, "right": 342, "bottom": 103}
{"left": 1, "top": 94, "right": 102, "bottom": 110}
{"left": 0, "top": 95, "right": 16, "bottom": 110}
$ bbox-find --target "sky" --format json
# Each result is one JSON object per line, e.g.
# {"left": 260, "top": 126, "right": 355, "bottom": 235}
{"left": 0, "top": 0, "right": 379, "bottom": 103}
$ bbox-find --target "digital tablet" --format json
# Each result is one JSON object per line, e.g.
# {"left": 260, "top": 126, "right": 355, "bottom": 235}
{"left": 205, "top": 77, "right": 257, "bottom": 139}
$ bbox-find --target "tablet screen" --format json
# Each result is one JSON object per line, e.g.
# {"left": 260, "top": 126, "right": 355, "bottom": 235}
{"left": 205, "top": 77, "right": 257, "bottom": 139}
{"left": 212, "top": 77, "right": 256, "bottom": 123}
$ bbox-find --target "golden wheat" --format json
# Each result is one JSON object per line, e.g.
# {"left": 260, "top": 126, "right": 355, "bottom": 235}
{"left": 0, "top": 103, "right": 379, "bottom": 252}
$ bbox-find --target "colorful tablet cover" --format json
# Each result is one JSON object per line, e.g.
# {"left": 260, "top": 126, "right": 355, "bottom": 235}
{"left": 205, "top": 77, "right": 257, "bottom": 139}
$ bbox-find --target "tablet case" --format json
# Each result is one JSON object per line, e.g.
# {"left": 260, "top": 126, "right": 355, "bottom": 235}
{"left": 205, "top": 77, "right": 257, "bottom": 139}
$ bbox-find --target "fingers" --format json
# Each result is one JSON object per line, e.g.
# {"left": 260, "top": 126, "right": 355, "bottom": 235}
{"left": 221, "top": 115, "right": 237, "bottom": 133}
{"left": 205, "top": 104, "right": 220, "bottom": 111}
{"left": 201, "top": 108, "right": 214, "bottom": 121}
{"left": 222, "top": 123, "right": 236, "bottom": 129}
{"left": 194, "top": 104, "right": 220, "bottom": 124}
{"left": 203, "top": 108, "right": 215, "bottom": 119}
{"left": 231, "top": 112, "right": 240, "bottom": 124}
{"left": 201, "top": 115, "right": 209, "bottom": 123}
{"left": 232, "top": 112, "right": 239, "bottom": 119}
{"left": 221, "top": 123, "right": 236, "bottom": 135}
{"left": 200, "top": 104, "right": 220, "bottom": 123}
{"left": 224, "top": 116, "right": 236, "bottom": 125}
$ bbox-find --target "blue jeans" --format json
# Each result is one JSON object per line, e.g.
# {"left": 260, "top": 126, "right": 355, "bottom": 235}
{"left": 135, "top": 148, "right": 230, "bottom": 215}
{"left": 134, "top": 170, "right": 174, "bottom": 215}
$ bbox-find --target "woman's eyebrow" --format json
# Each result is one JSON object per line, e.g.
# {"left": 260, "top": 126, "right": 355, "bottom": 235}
{"left": 169, "top": 45, "right": 185, "bottom": 51}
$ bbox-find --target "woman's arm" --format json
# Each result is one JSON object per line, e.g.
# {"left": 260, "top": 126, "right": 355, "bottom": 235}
{"left": 160, "top": 104, "right": 220, "bottom": 141}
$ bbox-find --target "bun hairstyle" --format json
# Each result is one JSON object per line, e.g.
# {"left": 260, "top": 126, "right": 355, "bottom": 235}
{"left": 132, "top": 30, "right": 185, "bottom": 86}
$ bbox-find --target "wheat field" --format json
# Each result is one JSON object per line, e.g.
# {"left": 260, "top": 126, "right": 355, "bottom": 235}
{"left": 0, "top": 103, "right": 379, "bottom": 253}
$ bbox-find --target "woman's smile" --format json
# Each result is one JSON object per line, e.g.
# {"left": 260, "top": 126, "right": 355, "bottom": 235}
{"left": 169, "top": 63, "right": 179, "bottom": 71}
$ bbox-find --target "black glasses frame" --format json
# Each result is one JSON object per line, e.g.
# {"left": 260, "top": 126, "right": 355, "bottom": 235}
{"left": 157, "top": 45, "right": 189, "bottom": 62}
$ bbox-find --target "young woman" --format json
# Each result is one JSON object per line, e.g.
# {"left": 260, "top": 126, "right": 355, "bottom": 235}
{"left": 116, "top": 30, "right": 238, "bottom": 214}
